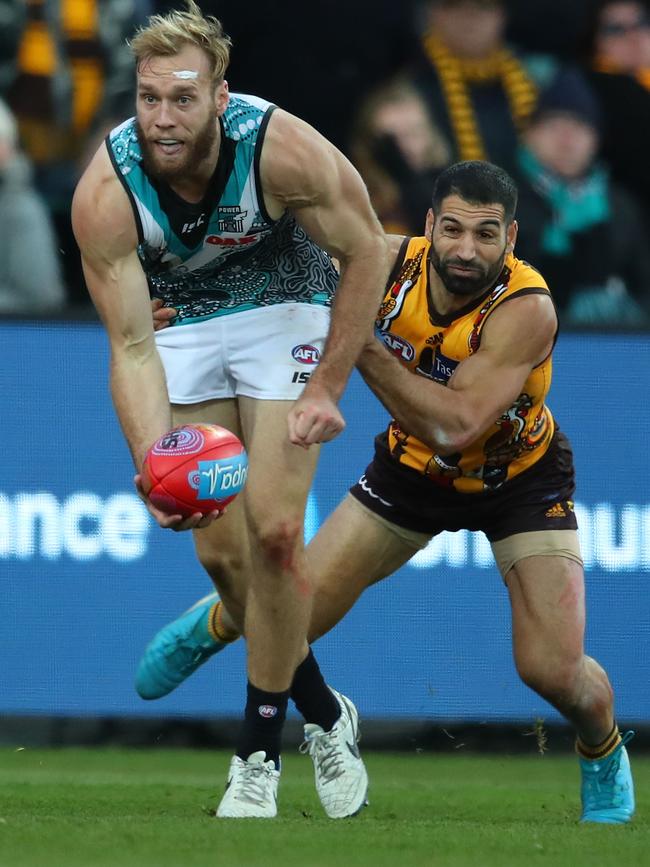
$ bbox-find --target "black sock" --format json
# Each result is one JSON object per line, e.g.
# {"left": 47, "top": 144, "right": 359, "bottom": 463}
{"left": 235, "top": 681, "right": 288, "bottom": 769}
{"left": 290, "top": 647, "right": 341, "bottom": 731}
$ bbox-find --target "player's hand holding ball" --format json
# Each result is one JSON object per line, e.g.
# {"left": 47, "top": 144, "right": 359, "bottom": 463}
{"left": 136, "top": 423, "right": 248, "bottom": 531}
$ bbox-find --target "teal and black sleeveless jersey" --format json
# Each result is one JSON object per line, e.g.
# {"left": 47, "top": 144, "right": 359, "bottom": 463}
{"left": 106, "top": 93, "right": 337, "bottom": 325}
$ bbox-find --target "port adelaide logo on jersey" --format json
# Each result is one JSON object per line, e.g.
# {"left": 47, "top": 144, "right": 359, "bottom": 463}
{"left": 217, "top": 206, "right": 247, "bottom": 233}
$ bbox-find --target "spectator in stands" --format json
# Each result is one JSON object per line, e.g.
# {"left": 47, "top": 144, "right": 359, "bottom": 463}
{"left": 513, "top": 68, "right": 650, "bottom": 325}
{"left": 408, "top": 0, "right": 558, "bottom": 175}
{"left": 349, "top": 79, "right": 450, "bottom": 235}
{"left": 0, "top": 98, "right": 65, "bottom": 314}
{"left": 0, "top": 0, "right": 151, "bottom": 305}
{"left": 582, "top": 0, "right": 650, "bottom": 223}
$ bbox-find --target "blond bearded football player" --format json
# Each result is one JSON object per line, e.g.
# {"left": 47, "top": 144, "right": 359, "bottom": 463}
{"left": 141, "top": 161, "right": 635, "bottom": 825}
{"left": 72, "top": 1, "right": 390, "bottom": 819}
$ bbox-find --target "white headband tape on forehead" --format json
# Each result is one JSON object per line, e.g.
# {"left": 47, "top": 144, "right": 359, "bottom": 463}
{"left": 173, "top": 70, "right": 199, "bottom": 80}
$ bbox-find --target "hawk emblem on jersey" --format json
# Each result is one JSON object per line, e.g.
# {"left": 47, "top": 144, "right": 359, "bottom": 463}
{"left": 377, "top": 248, "right": 425, "bottom": 330}
{"left": 481, "top": 393, "right": 549, "bottom": 489}
{"left": 467, "top": 271, "right": 511, "bottom": 353}
{"left": 425, "top": 451, "right": 462, "bottom": 485}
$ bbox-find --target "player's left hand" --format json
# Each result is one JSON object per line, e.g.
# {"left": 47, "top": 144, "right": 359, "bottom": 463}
{"left": 288, "top": 383, "right": 345, "bottom": 447}
{"left": 134, "top": 473, "right": 225, "bottom": 531}
{"left": 152, "top": 297, "right": 177, "bottom": 331}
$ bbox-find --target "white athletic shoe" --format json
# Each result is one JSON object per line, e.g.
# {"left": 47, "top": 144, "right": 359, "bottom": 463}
{"left": 216, "top": 751, "right": 280, "bottom": 818}
{"left": 300, "top": 688, "right": 369, "bottom": 818}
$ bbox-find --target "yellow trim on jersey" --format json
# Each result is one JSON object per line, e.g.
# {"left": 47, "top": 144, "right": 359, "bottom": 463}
{"left": 377, "top": 237, "right": 556, "bottom": 493}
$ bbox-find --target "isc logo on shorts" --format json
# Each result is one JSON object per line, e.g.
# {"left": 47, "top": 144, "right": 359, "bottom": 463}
{"left": 292, "top": 344, "right": 320, "bottom": 364}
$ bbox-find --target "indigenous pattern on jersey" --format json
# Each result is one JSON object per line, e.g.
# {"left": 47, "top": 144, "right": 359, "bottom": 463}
{"left": 376, "top": 236, "right": 555, "bottom": 493}
{"left": 106, "top": 93, "right": 337, "bottom": 325}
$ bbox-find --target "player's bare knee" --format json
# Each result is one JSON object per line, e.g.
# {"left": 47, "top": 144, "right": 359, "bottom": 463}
{"left": 250, "top": 516, "right": 304, "bottom": 566}
{"left": 196, "top": 546, "right": 246, "bottom": 589}
{"left": 516, "top": 654, "right": 582, "bottom": 704}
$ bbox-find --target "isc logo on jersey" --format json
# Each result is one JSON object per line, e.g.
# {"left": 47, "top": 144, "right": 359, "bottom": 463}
{"left": 292, "top": 344, "right": 321, "bottom": 364}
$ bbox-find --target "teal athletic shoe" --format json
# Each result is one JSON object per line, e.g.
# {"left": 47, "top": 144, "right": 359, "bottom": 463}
{"left": 579, "top": 730, "right": 635, "bottom": 824}
{"left": 135, "top": 592, "right": 230, "bottom": 699}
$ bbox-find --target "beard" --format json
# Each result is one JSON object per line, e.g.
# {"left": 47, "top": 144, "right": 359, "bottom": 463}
{"left": 430, "top": 244, "right": 507, "bottom": 297}
{"left": 136, "top": 116, "right": 218, "bottom": 183}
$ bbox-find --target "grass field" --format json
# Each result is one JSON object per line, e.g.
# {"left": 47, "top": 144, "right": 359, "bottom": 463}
{"left": 0, "top": 747, "right": 647, "bottom": 867}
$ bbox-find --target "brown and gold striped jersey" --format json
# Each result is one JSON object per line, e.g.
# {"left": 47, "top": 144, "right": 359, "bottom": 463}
{"left": 377, "top": 236, "right": 556, "bottom": 493}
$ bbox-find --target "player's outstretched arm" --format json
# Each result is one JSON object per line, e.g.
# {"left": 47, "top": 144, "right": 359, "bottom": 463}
{"left": 72, "top": 146, "right": 172, "bottom": 469}
{"left": 72, "top": 147, "right": 215, "bottom": 531}
{"left": 358, "top": 292, "right": 557, "bottom": 455}
{"left": 260, "top": 110, "right": 390, "bottom": 447}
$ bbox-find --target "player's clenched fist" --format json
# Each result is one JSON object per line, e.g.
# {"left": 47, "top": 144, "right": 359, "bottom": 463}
{"left": 288, "top": 387, "right": 345, "bottom": 447}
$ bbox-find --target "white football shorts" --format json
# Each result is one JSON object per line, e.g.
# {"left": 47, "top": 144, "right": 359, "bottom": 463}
{"left": 155, "top": 302, "right": 331, "bottom": 404}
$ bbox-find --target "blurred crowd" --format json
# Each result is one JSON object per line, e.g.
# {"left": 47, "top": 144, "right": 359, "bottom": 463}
{"left": 0, "top": 0, "right": 649, "bottom": 327}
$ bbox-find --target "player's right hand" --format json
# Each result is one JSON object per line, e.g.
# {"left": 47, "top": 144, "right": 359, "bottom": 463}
{"left": 152, "top": 297, "right": 177, "bottom": 331}
{"left": 288, "top": 383, "right": 346, "bottom": 447}
{"left": 134, "top": 473, "right": 225, "bottom": 531}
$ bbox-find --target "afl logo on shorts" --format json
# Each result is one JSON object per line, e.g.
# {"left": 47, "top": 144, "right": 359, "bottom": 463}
{"left": 258, "top": 705, "right": 278, "bottom": 719}
{"left": 292, "top": 344, "right": 321, "bottom": 365}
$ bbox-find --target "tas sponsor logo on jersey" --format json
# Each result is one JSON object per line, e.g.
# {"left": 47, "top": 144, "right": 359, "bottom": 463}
{"left": 380, "top": 332, "right": 415, "bottom": 361}
{"left": 432, "top": 350, "right": 460, "bottom": 384}
{"left": 258, "top": 705, "right": 278, "bottom": 719}
{"left": 415, "top": 347, "right": 459, "bottom": 383}
{"left": 292, "top": 345, "right": 320, "bottom": 364}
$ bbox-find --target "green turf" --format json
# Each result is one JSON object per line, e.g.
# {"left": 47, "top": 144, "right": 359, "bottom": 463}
{"left": 0, "top": 747, "right": 646, "bottom": 867}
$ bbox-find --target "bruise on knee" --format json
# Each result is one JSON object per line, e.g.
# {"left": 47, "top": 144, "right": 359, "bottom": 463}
{"left": 257, "top": 519, "right": 301, "bottom": 566}
{"left": 256, "top": 519, "right": 312, "bottom": 597}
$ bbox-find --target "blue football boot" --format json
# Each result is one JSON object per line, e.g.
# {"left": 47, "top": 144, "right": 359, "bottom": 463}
{"left": 579, "top": 730, "right": 635, "bottom": 824}
{"left": 135, "top": 592, "right": 231, "bottom": 699}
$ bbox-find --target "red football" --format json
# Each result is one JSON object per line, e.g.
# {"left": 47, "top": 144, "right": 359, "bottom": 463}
{"left": 141, "top": 423, "right": 248, "bottom": 518}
